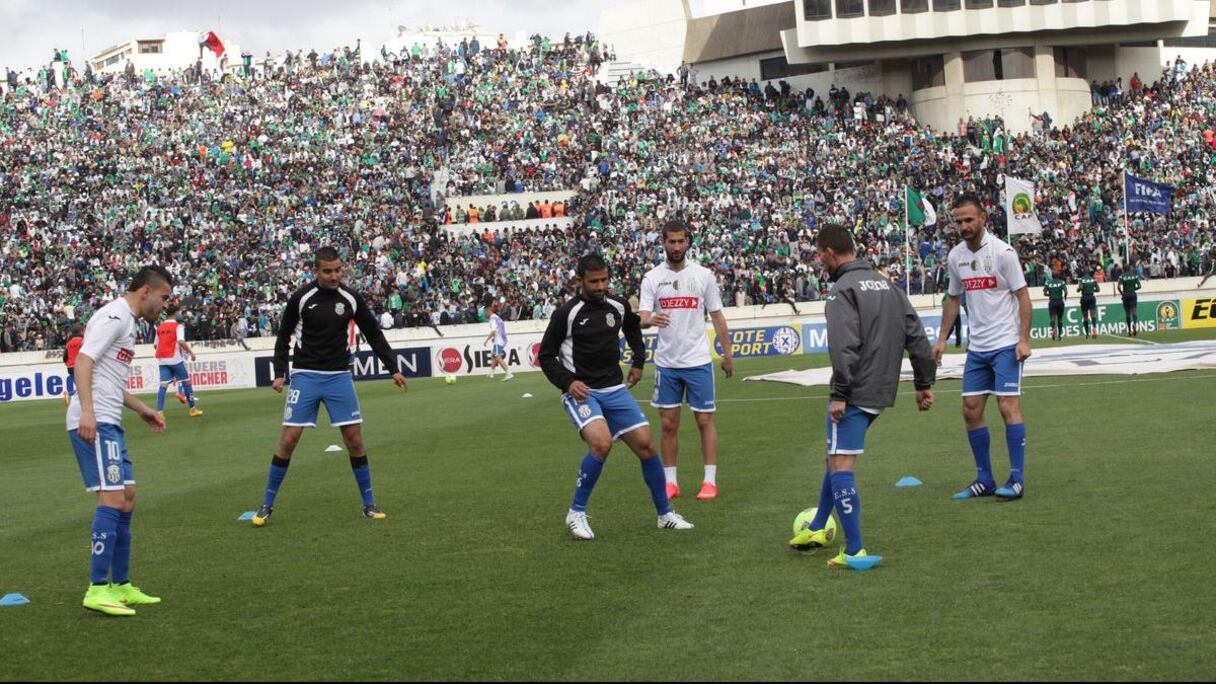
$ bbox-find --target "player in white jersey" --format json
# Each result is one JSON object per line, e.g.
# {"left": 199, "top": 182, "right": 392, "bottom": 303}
{"left": 934, "top": 194, "right": 1032, "bottom": 502}
{"left": 638, "top": 221, "right": 734, "bottom": 501}
{"left": 67, "top": 266, "right": 172, "bottom": 616}
{"left": 482, "top": 303, "right": 513, "bottom": 381}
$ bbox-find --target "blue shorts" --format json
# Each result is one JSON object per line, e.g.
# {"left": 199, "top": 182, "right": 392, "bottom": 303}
{"left": 562, "top": 386, "right": 649, "bottom": 441}
{"left": 825, "top": 405, "right": 879, "bottom": 455}
{"left": 652, "top": 363, "right": 716, "bottom": 412}
{"left": 283, "top": 370, "right": 363, "bottom": 427}
{"left": 158, "top": 362, "right": 190, "bottom": 383}
{"left": 963, "top": 345, "right": 1023, "bottom": 397}
{"left": 492, "top": 344, "right": 506, "bottom": 356}
{"left": 69, "top": 423, "right": 133, "bottom": 492}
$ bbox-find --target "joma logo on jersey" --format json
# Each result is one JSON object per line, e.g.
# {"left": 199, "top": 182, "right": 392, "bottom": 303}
{"left": 962, "top": 277, "right": 997, "bottom": 291}
{"left": 116, "top": 348, "right": 135, "bottom": 364}
{"left": 659, "top": 297, "right": 699, "bottom": 309}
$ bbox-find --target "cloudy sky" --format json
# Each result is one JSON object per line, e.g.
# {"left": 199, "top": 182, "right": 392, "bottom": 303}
{"left": 0, "top": 0, "right": 626, "bottom": 72}
{"left": 0, "top": 0, "right": 783, "bottom": 73}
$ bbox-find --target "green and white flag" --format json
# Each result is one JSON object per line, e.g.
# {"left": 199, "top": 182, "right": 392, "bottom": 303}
{"left": 906, "top": 187, "right": 925, "bottom": 226}
{"left": 1005, "top": 176, "right": 1042, "bottom": 235}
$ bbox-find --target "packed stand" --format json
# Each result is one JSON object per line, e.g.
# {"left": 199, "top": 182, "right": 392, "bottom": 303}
{"left": 1, "top": 36, "right": 1214, "bottom": 352}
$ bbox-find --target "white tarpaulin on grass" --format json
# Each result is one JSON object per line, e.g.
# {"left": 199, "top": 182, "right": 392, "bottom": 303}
{"left": 743, "top": 342, "right": 1216, "bottom": 387}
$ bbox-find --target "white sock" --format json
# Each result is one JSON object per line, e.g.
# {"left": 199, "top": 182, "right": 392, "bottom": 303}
{"left": 664, "top": 467, "right": 678, "bottom": 485}
{"left": 704, "top": 465, "right": 717, "bottom": 485}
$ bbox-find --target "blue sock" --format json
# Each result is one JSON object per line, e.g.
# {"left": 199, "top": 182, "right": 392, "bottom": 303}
{"left": 90, "top": 506, "right": 121, "bottom": 584}
{"left": 830, "top": 471, "right": 863, "bottom": 555}
{"left": 1006, "top": 423, "right": 1026, "bottom": 484}
{"left": 570, "top": 452, "right": 605, "bottom": 512}
{"left": 967, "top": 427, "right": 995, "bottom": 485}
{"left": 810, "top": 466, "right": 834, "bottom": 530}
{"left": 640, "top": 455, "right": 672, "bottom": 516}
{"left": 182, "top": 382, "right": 196, "bottom": 408}
{"left": 156, "top": 384, "right": 167, "bottom": 411}
{"left": 262, "top": 456, "right": 290, "bottom": 508}
{"left": 112, "top": 511, "right": 132, "bottom": 585}
{"left": 351, "top": 455, "right": 375, "bottom": 507}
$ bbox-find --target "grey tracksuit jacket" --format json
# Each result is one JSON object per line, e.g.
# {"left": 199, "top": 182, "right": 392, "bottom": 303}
{"left": 825, "top": 259, "right": 936, "bottom": 407}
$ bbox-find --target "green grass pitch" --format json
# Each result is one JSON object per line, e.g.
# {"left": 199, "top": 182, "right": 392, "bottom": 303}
{"left": 1, "top": 330, "right": 1214, "bottom": 680}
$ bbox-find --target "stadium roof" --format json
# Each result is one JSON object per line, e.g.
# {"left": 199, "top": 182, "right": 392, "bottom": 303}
{"left": 683, "top": 1, "right": 795, "bottom": 63}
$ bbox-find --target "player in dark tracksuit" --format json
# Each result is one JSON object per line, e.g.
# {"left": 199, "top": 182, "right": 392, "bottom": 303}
{"left": 538, "top": 253, "right": 694, "bottom": 540}
{"left": 251, "top": 246, "right": 407, "bottom": 526}
{"left": 789, "top": 225, "right": 936, "bottom": 569}
{"left": 1117, "top": 269, "right": 1142, "bottom": 337}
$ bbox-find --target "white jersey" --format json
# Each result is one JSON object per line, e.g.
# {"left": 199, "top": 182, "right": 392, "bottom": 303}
{"left": 947, "top": 232, "right": 1027, "bottom": 352}
{"left": 489, "top": 314, "right": 507, "bottom": 347}
{"left": 66, "top": 298, "right": 137, "bottom": 431}
{"left": 639, "top": 261, "right": 723, "bottom": 368}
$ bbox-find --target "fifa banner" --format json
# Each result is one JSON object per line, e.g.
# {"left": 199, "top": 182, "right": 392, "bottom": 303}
{"left": 1005, "top": 176, "right": 1042, "bottom": 235}
{"left": 0, "top": 355, "right": 258, "bottom": 403}
{"left": 1124, "top": 173, "right": 1175, "bottom": 214}
{"left": 1180, "top": 297, "right": 1216, "bottom": 329}
{"left": 254, "top": 345, "right": 434, "bottom": 386}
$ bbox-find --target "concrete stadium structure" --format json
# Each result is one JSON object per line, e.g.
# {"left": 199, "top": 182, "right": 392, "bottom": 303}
{"left": 601, "top": 0, "right": 1216, "bottom": 132}
{"left": 89, "top": 31, "right": 245, "bottom": 77}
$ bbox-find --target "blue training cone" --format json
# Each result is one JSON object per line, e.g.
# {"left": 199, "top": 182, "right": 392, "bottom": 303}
{"left": 895, "top": 476, "right": 923, "bottom": 488}
{"left": 845, "top": 555, "right": 883, "bottom": 571}
{"left": 0, "top": 593, "right": 30, "bottom": 606}
{"left": 238, "top": 511, "right": 256, "bottom": 521}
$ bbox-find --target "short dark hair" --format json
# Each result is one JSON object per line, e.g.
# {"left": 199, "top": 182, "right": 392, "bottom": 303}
{"left": 577, "top": 253, "right": 610, "bottom": 277}
{"left": 815, "top": 224, "right": 855, "bottom": 255}
{"left": 952, "top": 193, "right": 986, "bottom": 214}
{"left": 661, "top": 220, "right": 690, "bottom": 240}
{"left": 164, "top": 304, "right": 180, "bottom": 317}
{"left": 315, "top": 246, "right": 341, "bottom": 265}
{"left": 127, "top": 265, "right": 174, "bottom": 292}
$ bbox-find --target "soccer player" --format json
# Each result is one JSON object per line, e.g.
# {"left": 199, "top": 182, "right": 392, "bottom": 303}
{"left": 638, "top": 220, "right": 733, "bottom": 501}
{"left": 483, "top": 303, "right": 514, "bottom": 381}
{"left": 934, "top": 194, "right": 1032, "bottom": 501}
{"left": 1117, "top": 266, "right": 1142, "bottom": 337}
{"left": 788, "top": 225, "right": 935, "bottom": 568}
{"left": 62, "top": 324, "right": 84, "bottom": 406}
{"left": 68, "top": 266, "right": 172, "bottom": 616}
{"left": 252, "top": 247, "right": 408, "bottom": 527}
{"left": 1043, "top": 274, "right": 1067, "bottom": 341}
{"left": 538, "top": 253, "right": 693, "bottom": 540}
{"left": 1078, "top": 269, "right": 1100, "bottom": 339}
{"left": 154, "top": 305, "right": 202, "bottom": 419}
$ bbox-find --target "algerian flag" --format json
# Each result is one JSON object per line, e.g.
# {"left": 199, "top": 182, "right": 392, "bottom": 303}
{"left": 1005, "top": 176, "right": 1043, "bottom": 235}
{"left": 923, "top": 196, "right": 937, "bottom": 227}
{"left": 906, "top": 187, "right": 926, "bottom": 226}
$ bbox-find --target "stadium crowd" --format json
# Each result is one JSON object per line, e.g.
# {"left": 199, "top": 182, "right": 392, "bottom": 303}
{"left": 1, "top": 33, "right": 1214, "bottom": 351}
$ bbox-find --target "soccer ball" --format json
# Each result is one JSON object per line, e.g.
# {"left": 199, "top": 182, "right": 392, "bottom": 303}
{"left": 792, "top": 507, "right": 837, "bottom": 539}
{"left": 445, "top": 374, "right": 457, "bottom": 385}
